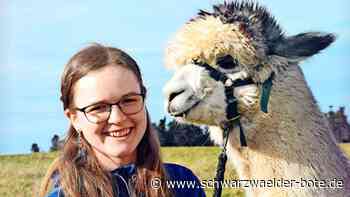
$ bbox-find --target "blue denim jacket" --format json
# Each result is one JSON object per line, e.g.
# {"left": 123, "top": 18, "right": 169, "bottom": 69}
{"left": 47, "top": 163, "right": 206, "bottom": 197}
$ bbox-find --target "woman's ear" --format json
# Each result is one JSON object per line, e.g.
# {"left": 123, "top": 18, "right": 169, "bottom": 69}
{"left": 64, "top": 109, "right": 79, "bottom": 127}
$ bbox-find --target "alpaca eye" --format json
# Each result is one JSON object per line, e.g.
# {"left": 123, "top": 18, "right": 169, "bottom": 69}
{"left": 216, "top": 55, "right": 238, "bottom": 69}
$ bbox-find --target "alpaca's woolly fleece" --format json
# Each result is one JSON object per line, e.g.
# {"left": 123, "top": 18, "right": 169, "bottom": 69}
{"left": 165, "top": 16, "right": 258, "bottom": 71}
{"left": 163, "top": 1, "right": 350, "bottom": 196}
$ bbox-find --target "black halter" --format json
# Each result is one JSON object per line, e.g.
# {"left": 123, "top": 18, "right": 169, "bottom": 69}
{"left": 195, "top": 61, "right": 252, "bottom": 146}
{"left": 193, "top": 60, "right": 274, "bottom": 197}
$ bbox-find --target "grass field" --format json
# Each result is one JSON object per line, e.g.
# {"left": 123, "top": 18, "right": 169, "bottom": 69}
{"left": 1, "top": 144, "right": 350, "bottom": 197}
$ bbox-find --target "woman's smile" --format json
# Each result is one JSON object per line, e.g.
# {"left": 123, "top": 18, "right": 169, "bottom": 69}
{"left": 102, "top": 127, "right": 133, "bottom": 138}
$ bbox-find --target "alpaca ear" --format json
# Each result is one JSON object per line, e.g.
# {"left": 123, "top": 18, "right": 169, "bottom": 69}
{"left": 271, "top": 32, "right": 335, "bottom": 61}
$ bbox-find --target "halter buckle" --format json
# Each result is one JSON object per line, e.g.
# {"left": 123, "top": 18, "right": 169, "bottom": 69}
{"left": 224, "top": 78, "right": 233, "bottom": 87}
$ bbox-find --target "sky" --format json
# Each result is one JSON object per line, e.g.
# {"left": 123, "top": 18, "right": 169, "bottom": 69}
{"left": 0, "top": 0, "right": 349, "bottom": 155}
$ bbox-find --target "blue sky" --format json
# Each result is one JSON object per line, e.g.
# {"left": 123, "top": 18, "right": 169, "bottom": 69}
{"left": 1, "top": 0, "right": 349, "bottom": 154}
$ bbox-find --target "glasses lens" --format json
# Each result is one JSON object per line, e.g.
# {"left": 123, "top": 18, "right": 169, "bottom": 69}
{"left": 119, "top": 95, "right": 144, "bottom": 115}
{"left": 85, "top": 103, "right": 110, "bottom": 123}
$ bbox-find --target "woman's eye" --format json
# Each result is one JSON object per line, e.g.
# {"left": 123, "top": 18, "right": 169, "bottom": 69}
{"left": 122, "top": 98, "right": 137, "bottom": 105}
{"left": 216, "top": 55, "right": 238, "bottom": 69}
{"left": 86, "top": 104, "right": 108, "bottom": 113}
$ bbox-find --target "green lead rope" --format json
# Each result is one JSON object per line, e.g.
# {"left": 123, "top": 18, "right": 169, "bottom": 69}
{"left": 260, "top": 72, "right": 274, "bottom": 113}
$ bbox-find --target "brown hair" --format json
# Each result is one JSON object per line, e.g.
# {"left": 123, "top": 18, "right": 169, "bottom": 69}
{"left": 39, "top": 44, "right": 172, "bottom": 197}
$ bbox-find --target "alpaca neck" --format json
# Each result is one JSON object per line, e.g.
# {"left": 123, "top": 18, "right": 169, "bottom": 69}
{"left": 221, "top": 65, "right": 349, "bottom": 196}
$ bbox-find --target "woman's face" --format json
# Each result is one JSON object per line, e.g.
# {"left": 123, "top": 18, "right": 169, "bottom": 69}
{"left": 66, "top": 64, "right": 147, "bottom": 165}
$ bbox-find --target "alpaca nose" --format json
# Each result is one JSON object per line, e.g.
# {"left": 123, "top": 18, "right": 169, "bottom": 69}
{"left": 167, "top": 89, "right": 185, "bottom": 114}
{"left": 168, "top": 89, "right": 185, "bottom": 103}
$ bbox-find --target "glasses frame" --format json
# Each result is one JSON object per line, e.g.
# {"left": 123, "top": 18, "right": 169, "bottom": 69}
{"left": 74, "top": 93, "right": 145, "bottom": 124}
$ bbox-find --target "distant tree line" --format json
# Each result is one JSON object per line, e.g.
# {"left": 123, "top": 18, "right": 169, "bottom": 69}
{"left": 31, "top": 117, "right": 214, "bottom": 153}
{"left": 50, "top": 134, "right": 60, "bottom": 151}
{"left": 325, "top": 106, "right": 350, "bottom": 143}
{"left": 31, "top": 143, "right": 40, "bottom": 153}
{"left": 153, "top": 117, "right": 214, "bottom": 146}
{"left": 30, "top": 134, "right": 63, "bottom": 153}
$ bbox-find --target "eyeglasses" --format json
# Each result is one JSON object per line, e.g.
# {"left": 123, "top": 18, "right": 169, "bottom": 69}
{"left": 75, "top": 93, "right": 145, "bottom": 124}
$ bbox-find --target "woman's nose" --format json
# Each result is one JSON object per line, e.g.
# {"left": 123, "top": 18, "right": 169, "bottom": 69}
{"left": 108, "top": 105, "right": 127, "bottom": 124}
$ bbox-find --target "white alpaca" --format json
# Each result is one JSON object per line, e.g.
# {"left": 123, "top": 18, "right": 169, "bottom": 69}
{"left": 163, "top": 2, "right": 350, "bottom": 197}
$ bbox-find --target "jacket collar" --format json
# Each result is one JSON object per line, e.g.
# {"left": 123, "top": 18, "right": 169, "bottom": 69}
{"left": 110, "top": 163, "right": 136, "bottom": 180}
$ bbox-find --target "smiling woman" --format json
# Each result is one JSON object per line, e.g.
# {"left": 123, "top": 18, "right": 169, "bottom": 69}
{"left": 38, "top": 44, "right": 206, "bottom": 197}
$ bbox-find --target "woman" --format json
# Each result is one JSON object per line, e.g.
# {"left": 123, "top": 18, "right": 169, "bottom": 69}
{"left": 39, "top": 44, "right": 206, "bottom": 197}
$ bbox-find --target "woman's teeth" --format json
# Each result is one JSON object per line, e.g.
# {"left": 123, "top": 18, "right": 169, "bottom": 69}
{"left": 108, "top": 128, "right": 131, "bottom": 137}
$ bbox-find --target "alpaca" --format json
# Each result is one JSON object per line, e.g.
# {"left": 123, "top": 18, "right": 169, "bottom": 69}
{"left": 162, "top": 2, "right": 350, "bottom": 197}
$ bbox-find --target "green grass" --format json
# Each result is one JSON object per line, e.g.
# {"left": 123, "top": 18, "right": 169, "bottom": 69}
{"left": 339, "top": 143, "right": 350, "bottom": 156}
{"left": 1, "top": 144, "right": 350, "bottom": 197}
{"left": 0, "top": 152, "right": 59, "bottom": 197}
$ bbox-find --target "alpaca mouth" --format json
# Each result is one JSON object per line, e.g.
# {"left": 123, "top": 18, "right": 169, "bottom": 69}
{"left": 171, "top": 100, "right": 201, "bottom": 117}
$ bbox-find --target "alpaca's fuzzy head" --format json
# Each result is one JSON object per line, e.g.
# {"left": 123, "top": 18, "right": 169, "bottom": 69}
{"left": 163, "top": 1, "right": 335, "bottom": 126}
